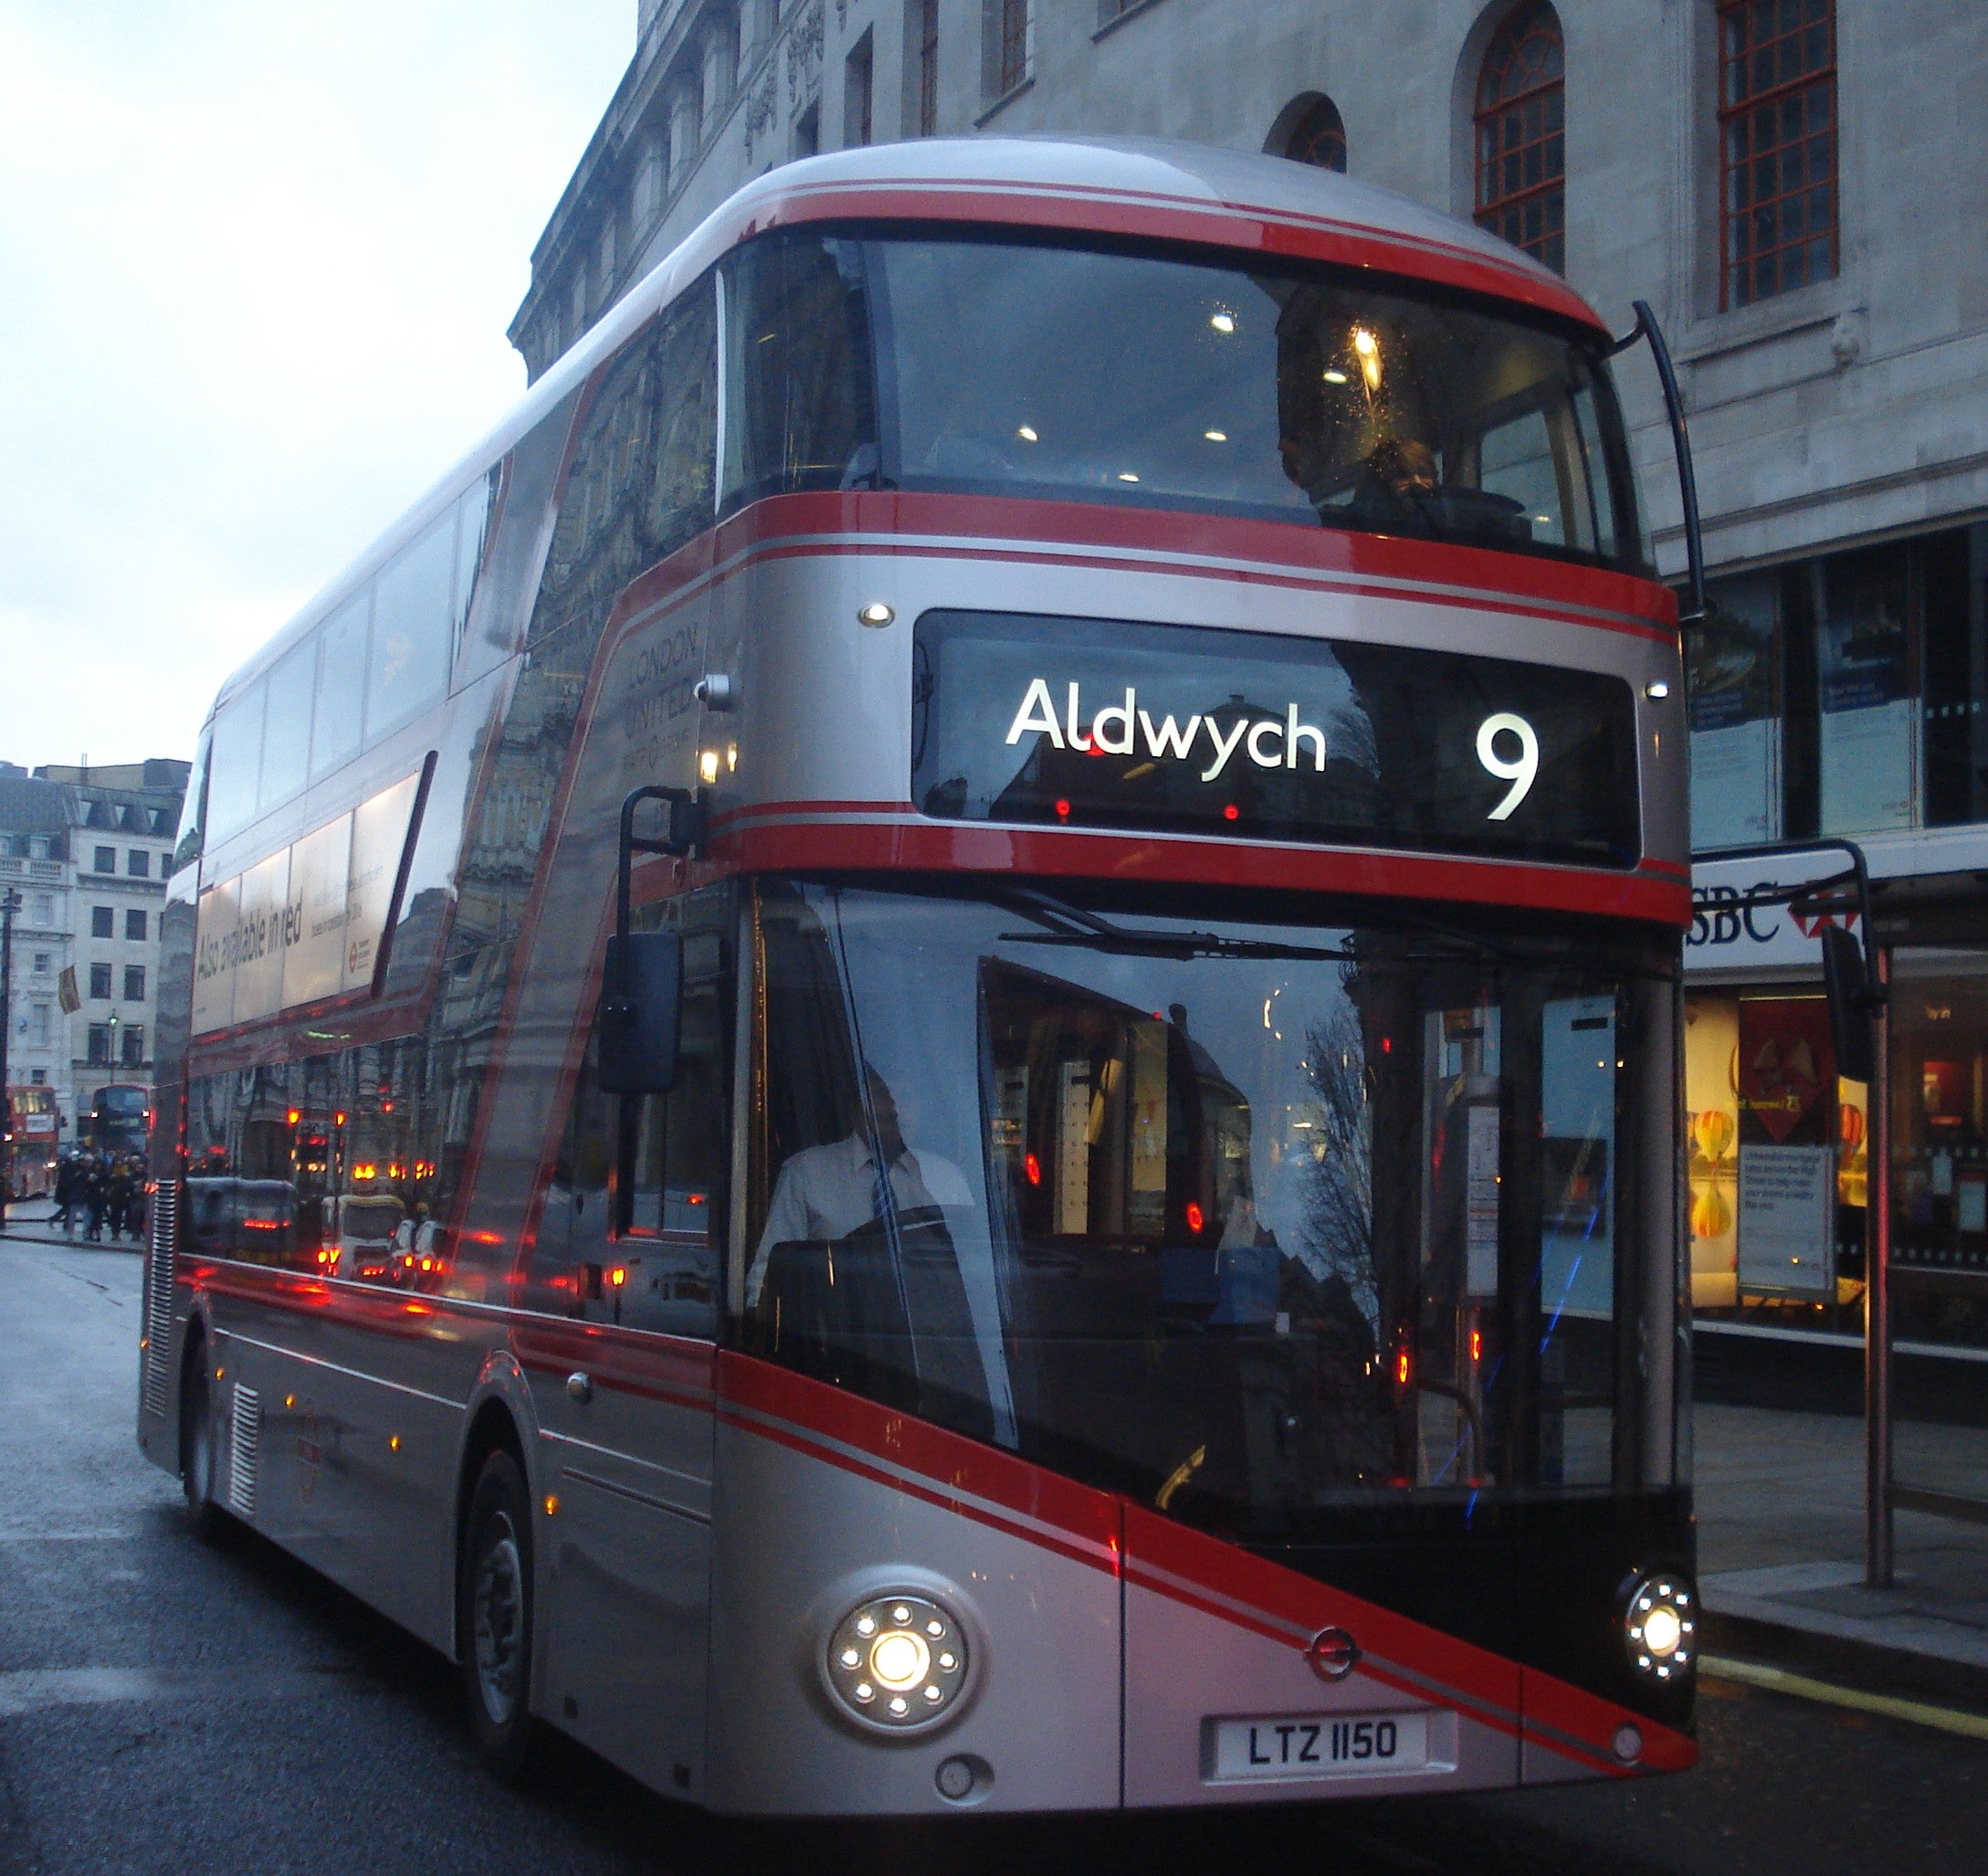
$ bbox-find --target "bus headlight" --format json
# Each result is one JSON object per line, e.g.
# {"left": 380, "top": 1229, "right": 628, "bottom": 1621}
{"left": 826, "top": 1593, "right": 968, "bottom": 1730}
{"left": 1624, "top": 1574, "right": 1695, "bottom": 1681}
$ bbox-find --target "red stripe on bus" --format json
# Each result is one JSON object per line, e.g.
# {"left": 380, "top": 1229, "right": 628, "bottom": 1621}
{"left": 701, "top": 817, "right": 1694, "bottom": 928}
{"left": 716, "top": 1352, "right": 1122, "bottom": 1559}
{"left": 1520, "top": 1667, "right": 1698, "bottom": 1776}
{"left": 718, "top": 1352, "right": 1693, "bottom": 1778}
{"left": 688, "top": 490, "right": 1678, "bottom": 640}
{"left": 726, "top": 181, "right": 1606, "bottom": 332}
{"left": 512, "top": 1318, "right": 716, "bottom": 1414}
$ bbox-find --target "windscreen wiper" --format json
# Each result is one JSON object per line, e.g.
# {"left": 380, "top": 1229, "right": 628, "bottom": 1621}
{"left": 990, "top": 887, "right": 1354, "bottom": 964}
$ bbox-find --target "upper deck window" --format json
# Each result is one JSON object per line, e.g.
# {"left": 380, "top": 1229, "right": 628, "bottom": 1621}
{"left": 722, "top": 230, "right": 1646, "bottom": 578}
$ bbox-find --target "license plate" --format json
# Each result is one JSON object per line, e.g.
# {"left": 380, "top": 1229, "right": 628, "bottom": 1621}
{"left": 1210, "top": 1711, "right": 1431, "bottom": 1781}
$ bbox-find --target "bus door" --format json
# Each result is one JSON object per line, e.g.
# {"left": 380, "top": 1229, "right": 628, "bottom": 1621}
{"left": 521, "top": 890, "right": 731, "bottom": 1798}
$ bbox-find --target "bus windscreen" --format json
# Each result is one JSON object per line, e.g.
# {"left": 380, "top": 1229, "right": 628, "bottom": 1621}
{"left": 723, "top": 229, "right": 1648, "bottom": 576}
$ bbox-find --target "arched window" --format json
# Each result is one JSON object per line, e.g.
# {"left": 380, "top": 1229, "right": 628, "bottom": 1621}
{"left": 1282, "top": 95, "right": 1347, "bottom": 174}
{"left": 1474, "top": 2, "right": 1565, "bottom": 273}
{"left": 1719, "top": 0, "right": 1837, "bottom": 307}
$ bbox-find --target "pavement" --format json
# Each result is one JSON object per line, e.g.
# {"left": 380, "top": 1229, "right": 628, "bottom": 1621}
{"left": 1698, "top": 1398, "right": 1988, "bottom": 1706}
{"left": 6, "top": 1199, "right": 1988, "bottom": 1708}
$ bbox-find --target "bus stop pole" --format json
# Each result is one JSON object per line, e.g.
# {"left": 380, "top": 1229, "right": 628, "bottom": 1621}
{"left": 1866, "top": 943, "right": 1893, "bottom": 1588}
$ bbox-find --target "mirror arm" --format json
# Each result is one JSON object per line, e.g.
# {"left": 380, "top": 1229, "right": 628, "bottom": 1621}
{"left": 1695, "top": 836, "right": 1887, "bottom": 1007}
{"left": 1612, "top": 300, "right": 1707, "bottom": 629}
{"left": 614, "top": 785, "right": 707, "bottom": 991}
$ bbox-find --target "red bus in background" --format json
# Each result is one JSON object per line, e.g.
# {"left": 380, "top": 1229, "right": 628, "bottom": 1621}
{"left": 5, "top": 1086, "right": 58, "bottom": 1196}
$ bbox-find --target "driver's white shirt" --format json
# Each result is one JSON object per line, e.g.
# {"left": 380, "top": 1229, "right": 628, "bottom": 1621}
{"left": 744, "top": 1131, "right": 973, "bottom": 1307}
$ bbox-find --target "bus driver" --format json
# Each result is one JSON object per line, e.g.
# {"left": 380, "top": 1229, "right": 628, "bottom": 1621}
{"left": 744, "top": 1065, "right": 973, "bottom": 1309}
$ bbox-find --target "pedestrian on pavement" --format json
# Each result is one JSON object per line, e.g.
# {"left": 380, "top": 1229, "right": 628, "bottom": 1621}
{"left": 128, "top": 1166, "right": 148, "bottom": 1244}
{"left": 82, "top": 1159, "right": 107, "bottom": 1242}
{"left": 105, "top": 1161, "right": 131, "bottom": 1241}
{"left": 51, "top": 1157, "right": 77, "bottom": 1233}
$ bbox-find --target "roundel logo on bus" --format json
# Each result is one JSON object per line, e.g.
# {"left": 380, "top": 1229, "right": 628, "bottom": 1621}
{"left": 1004, "top": 677, "right": 1541, "bottom": 817}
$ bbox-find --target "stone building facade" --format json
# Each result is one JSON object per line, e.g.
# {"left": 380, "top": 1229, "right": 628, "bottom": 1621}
{"left": 513, "top": 3, "right": 1988, "bottom": 1333}
{"left": 0, "top": 759, "right": 189, "bottom": 1173}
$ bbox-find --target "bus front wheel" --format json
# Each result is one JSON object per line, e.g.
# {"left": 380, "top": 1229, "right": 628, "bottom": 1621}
{"left": 459, "top": 1449, "right": 537, "bottom": 1780}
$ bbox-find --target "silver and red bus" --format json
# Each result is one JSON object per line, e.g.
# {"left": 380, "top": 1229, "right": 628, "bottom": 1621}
{"left": 141, "top": 138, "right": 1699, "bottom": 1815}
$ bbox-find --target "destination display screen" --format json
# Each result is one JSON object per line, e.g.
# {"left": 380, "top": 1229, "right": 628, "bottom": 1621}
{"left": 910, "top": 611, "right": 1641, "bottom": 869}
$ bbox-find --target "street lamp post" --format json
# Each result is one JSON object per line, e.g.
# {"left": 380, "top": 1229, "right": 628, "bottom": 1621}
{"left": 0, "top": 886, "right": 20, "bottom": 1226}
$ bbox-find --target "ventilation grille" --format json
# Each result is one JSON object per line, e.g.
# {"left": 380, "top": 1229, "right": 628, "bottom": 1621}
{"left": 141, "top": 1181, "right": 180, "bottom": 1420}
{"left": 227, "top": 1386, "right": 260, "bottom": 1521}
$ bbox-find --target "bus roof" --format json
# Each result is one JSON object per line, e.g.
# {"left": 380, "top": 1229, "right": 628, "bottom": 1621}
{"left": 209, "top": 136, "right": 1612, "bottom": 721}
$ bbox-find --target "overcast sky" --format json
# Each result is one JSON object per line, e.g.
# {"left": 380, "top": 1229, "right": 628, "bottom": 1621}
{"left": 0, "top": 0, "right": 630, "bottom": 773}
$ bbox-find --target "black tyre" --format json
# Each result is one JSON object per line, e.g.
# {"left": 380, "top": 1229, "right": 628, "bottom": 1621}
{"left": 459, "top": 1449, "right": 537, "bottom": 1780}
{"left": 180, "top": 1345, "right": 225, "bottom": 1543}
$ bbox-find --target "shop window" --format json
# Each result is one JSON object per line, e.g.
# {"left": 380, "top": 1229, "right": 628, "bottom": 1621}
{"left": 1685, "top": 990, "right": 1863, "bottom": 1316}
{"left": 1474, "top": 2, "right": 1566, "bottom": 273}
{"left": 1814, "top": 544, "right": 1914, "bottom": 835}
{"left": 1688, "top": 572, "right": 1782, "bottom": 847}
{"left": 1719, "top": 0, "right": 1837, "bottom": 309}
{"left": 1687, "top": 528, "right": 1988, "bottom": 851}
{"left": 1920, "top": 524, "right": 1988, "bottom": 828}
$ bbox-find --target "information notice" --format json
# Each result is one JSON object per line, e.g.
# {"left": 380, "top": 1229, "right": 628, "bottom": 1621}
{"left": 1737, "top": 1144, "right": 1835, "bottom": 1296}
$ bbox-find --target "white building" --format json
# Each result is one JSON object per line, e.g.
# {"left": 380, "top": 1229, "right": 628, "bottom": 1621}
{"left": 0, "top": 760, "right": 189, "bottom": 1172}
{"left": 512, "top": 4, "right": 1988, "bottom": 1334}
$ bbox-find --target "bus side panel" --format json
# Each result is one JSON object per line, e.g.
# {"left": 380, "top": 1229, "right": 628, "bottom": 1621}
{"left": 705, "top": 1367, "right": 1121, "bottom": 1817}
{"left": 1122, "top": 1506, "right": 1520, "bottom": 1807}
{"left": 519, "top": 1323, "right": 716, "bottom": 1802}
{"left": 194, "top": 1279, "right": 475, "bottom": 1656}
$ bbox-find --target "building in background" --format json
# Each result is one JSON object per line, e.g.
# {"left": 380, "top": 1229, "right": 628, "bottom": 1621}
{"left": 0, "top": 760, "right": 189, "bottom": 1172}
{"left": 516, "top": 2, "right": 1988, "bottom": 1348}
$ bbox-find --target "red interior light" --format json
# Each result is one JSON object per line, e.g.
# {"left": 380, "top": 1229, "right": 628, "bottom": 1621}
{"left": 1395, "top": 1347, "right": 1413, "bottom": 1387}
{"left": 1024, "top": 1152, "right": 1042, "bottom": 1186}
{"left": 609, "top": 1266, "right": 626, "bottom": 1288}
{"left": 1055, "top": 798, "right": 1071, "bottom": 819}
{"left": 1185, "top": 1200, "right": 1205, "bottom": 1233}
{"left": 1223, "top": 804, "right": 1239, "bottom": 821}
{"left": 1470, "top": 1328, "right": 1483, "bottom": 1364}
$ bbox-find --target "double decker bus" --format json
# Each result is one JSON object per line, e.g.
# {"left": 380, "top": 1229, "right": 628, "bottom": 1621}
{"left": 86, "top": 1082, "right": 151, "bottom": 1161}
{"left": 140, "top": 138, "right": 1698, "bottom": 1815}
{"left": 5, "top": 1086, "right": 58, "bottom": 1196}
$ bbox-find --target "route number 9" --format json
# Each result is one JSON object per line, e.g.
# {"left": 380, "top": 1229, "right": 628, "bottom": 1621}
{"left": 1476, "top": 712, "right": 1540, "bottom": 821}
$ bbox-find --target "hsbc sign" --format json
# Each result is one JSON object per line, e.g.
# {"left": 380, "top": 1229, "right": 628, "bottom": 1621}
{"left": 1688, "top": 858, "right": 1859, "bottom": 974}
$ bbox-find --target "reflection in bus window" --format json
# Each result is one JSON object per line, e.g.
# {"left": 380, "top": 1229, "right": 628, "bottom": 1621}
{"left": 311, "top": 591, "right": 370, "bottom": 781}
{"left": 721, "top": 235, "right": 878, "bottom": 511}
{"left": 536, "top": 885, "right": 731, "bottom": 1337}
{"left": 259, "top": 636, "right": 316, "bottom": 810}
{"left": 205, "top": 683, "right": 264, "bottom": 842}
{"left": 741, "top": 880, "right": 1669, "bottom": 1536}
{"left": 370, "top": 517, "right": 456, "bottom": 738}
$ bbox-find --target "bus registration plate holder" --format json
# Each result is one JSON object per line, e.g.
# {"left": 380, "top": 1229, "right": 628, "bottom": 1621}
{"left": 1209, "top": 1710, "right": 1431, "bottom": 1781}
